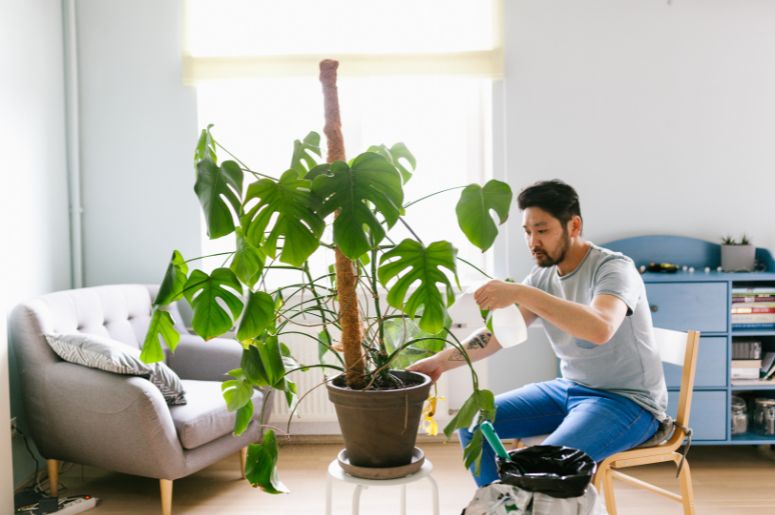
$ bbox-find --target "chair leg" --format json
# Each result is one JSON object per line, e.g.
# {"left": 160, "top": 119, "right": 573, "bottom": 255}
{"left": 601, "top": 465, "right": 618, "bottom": 515}
{"left": 47, "top": 459, "right": 59, "bottom": 497}
{"left": 592, "top": 462, "right": 604, "bottom": 493}
{"left": 677, "top": 460, "right": 696, "bottom": 515}
{"left": 160, "top": 479, "right": 173, "bottom": 515}
{"left": 240, "top": 447, "right": 247, "bottom": 479}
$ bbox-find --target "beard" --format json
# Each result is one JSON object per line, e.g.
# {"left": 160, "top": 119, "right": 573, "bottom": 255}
{"left": 532, "top": 230, "right": 571, "bottom": 268}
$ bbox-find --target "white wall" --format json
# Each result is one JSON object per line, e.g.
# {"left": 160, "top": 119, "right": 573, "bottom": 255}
{"left": 69, "top": 0, "right": 775, "bottom": 403}
{"left": 0, "top": 0, "right": 71, "bottom": 505}
{"left": 504, "top": 0, "right": 775, "bottom": 272}
{"left": 489, "top": 0, "right": 775, "bottom": 394}
{"left": 77, "top": 0, "right": 200, "bottom": 286}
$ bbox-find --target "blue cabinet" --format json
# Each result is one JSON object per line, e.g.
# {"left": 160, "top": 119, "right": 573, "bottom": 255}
{"left": 667, "top": 390, "right": 727, "bottom": 441}
{"left": 606, "top": 235, "right": 775, "bottom": 446}
{"left": 647, "top": 282, "right": 728, "bottom": 333}
{"left": 663, "top": 337, "right": 727, "bottom": 388}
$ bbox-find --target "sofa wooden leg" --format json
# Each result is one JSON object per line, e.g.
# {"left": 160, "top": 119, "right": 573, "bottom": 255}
{"left": 47, "top": 459, "right": 59, "bottom": 497}
{"left": 240, "top": 447, "right": 247, "bottom": 479}
{"left": 160, "top": 479, "right": 173, "bottom": 515}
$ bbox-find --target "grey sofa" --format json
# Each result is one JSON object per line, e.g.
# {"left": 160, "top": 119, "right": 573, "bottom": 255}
{"left": 8, "top": 284, "right": 272, "bottom": 515}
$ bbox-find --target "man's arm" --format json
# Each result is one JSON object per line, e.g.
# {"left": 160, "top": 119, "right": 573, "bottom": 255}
{"left": 407, "top": 328, "right": 503, "bottom": 382}
{"left": 474, "top": 281, "right": 628, "bottom": 345}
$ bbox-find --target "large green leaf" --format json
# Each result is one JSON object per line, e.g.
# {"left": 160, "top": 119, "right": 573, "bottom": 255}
{"left": 241, "top": 346, "right": 270, "bottom": 387}
{"left": 317, "top": 329, "right": 332, "bottom": 362}
{"left": 233, "top": 401, "right": 254, "bottom": 436}
{"left": 240, "top": 335, "right": 287, "bottom": 388}
{"left": 463, "top": 427, "right": 484, "bottom": 475}
{"left": 312, "top": 152, "right": 404, "bottom": 259}
{"left": 383, "top": 318, "right": 447, "bottom": 369}
{"left": 236, "top": 291, "right": 276, "bottom": 343}
{"left": 245, "top": 430, "right": 289, "bottom": 494}
{"left": 281, "top": 378, "right": 297, "bottom": 409}
{"left": 443, "top": 388, "right": 496, "bottom": 438}
{"left": 184, "top": 268, "right": 243, "bottom": 340}
{"left": 289, "top": 131, "right": 321, "bottom": 176}
{"left": 195, "top": 159, "right": 244, "bottom": 239}
{"left": 366, "top": 142, "right": 416, "bottom": 183}
{"left": 456, "top": 180, "right": 512, "bottom": 252}
{"left": 154, "top": 250, "right": 189, "bottom": 306}
{"left": 140, "top": 308, "right": 180, "bottom": 364}
{"left": 254, "top": 335, "right": 286, "bottom": 386}
{"left": 244, "top": 170, "right": 324, "bottom": 267}
{"left": 222, "top": 378, "right": 253, "bottom": 411}
{"left": 378, "top": 239, "right": 458, "bottom": 333}
{"left": 231, "top": 227, "right": 265, "bottom": 288}
{"left": 194, "top": 124, "right": 217, "bottom": 164}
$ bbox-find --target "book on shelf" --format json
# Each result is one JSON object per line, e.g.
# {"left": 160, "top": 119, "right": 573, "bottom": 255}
{"left": 732, "top": 362, "right": 762, "bottom": 380}
{"left": 732, "top": 306, "right": 775, "bottom": 314}
{"left": 733, "top": 296, "right": 775, "bottom": 303}
{"left": 732, "top": 287, "right": 775, "bottom": 294}
{"left": 731, "top": 313, "right": 775, "bottom": 324}
{"left": 763, "top": 352, "right": 775, "bottom": 379}
{"left": 732, "top": 323, "right": 775, "bottom": 330}
{"left": 732, "top": 288, "right": 775, "bottom": 304}
{"left": 732, "top": 339, "right": 762, "bottom": 359}
{"left": 765, "top": 362, "right": 775, "bottom": 381}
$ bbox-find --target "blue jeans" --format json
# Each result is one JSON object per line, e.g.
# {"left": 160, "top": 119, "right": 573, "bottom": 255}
{"left": 458, "top": 378, "right": 659, "bottom": 487}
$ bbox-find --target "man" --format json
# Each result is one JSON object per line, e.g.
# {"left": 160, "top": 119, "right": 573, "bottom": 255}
{"left": 409, "top": 179, "right": 667, "bottom": 486}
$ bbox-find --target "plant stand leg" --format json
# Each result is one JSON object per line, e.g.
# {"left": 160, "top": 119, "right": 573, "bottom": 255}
{"left": 352, "top": 485, "right": 365, "bottom": 515}
{"left": 325, "top": 474, "right": 333, "bottom": 515}
{"left": 427, "top": 474, "right": 440, "bottom": 515}
{"left": 400, "top": 484, "right": 407, "bottom": 515}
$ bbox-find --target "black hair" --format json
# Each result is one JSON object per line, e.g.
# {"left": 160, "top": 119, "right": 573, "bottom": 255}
{"left": 517, "top": 179, "right": 582, "bottom": 227}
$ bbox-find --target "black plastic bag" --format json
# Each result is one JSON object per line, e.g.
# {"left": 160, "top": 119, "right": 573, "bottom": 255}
{"left": 496, "top": 445, "right": 596, "bottom": 499}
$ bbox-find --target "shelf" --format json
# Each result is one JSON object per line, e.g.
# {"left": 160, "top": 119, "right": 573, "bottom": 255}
{"left": 730, "top": 432, "right": 775, "bottom": 444}
{"left": 731, "top": 330, "right": 775, "bottom": 337}
{"left": 603, "top": 236, "right": 775, "bottom": 446}
{"left": 731, "top": 381, "right": 775, "bottom": 390}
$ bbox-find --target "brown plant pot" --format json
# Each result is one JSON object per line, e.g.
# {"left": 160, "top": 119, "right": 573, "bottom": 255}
{"left": 326, "top": 370, "right": 432, "bottom": 468}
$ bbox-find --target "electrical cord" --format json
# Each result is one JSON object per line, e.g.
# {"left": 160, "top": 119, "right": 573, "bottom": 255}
{"left": 16, "top": 426, "right": 68, "bottom": 495}
{"left": 16, "top": 426, "right": 40, "bottom": 492}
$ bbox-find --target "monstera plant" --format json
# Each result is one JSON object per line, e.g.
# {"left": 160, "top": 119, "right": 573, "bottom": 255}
{"left": 141, "top": 62, "right": 513, "bottom": 493}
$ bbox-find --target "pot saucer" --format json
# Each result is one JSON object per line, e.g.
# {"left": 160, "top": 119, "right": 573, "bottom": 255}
{"left": 336, "top": 447, "right": 425, "bottom": 479}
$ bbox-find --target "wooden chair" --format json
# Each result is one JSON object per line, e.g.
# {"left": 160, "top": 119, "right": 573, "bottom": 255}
{"left": 594, "top": 328, "right": 700, "bottom": 515}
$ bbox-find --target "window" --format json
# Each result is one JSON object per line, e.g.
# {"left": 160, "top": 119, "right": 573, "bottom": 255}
{"left": 185, "top": 0, "right": 503, "bottom": 286}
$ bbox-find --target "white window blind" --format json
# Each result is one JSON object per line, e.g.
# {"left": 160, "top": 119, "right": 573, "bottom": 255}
{"left": 183, "top": 0, "right": 503, "bottom": 80}
{"left": 185, "top": 1, "right": 503, "bottom": 286}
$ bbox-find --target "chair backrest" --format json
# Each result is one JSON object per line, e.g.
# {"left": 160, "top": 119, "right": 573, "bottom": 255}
{"left": 653, "top": 328, "right": 700, "bottom": 429}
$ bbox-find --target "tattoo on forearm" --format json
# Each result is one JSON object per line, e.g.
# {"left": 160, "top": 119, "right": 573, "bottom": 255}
{"left": 449, "top": 330, "right": 493, "bottom": 361}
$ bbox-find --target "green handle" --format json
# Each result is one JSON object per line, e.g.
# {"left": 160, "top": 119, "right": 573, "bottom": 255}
{"left": 480, "top": 421, "right": 510, "bottom": 461}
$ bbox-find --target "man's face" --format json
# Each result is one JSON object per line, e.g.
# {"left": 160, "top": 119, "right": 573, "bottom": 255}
{"left": 522, "top": 207, "right": 572, "bottom": 267}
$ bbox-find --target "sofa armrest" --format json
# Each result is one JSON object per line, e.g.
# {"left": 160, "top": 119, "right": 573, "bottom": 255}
{"left": 38, "top": 362, "right": 186, "bottom": 479}
{"left": 166, "top": 334, "right": 242, "bottom": 382}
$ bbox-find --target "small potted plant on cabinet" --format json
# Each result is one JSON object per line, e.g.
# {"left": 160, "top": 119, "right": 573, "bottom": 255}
{"left": 721, "top": 234, "right": 756, "bottom": 272}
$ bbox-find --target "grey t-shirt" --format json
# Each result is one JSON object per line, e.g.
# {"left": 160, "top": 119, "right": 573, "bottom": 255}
{"left": 524, "top": 243, "right": 668, "bottom": 421}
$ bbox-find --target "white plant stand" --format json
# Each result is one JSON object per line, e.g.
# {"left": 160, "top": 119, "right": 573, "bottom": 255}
{"left": 325, "top": 458, "right": 439, "bottom": 515}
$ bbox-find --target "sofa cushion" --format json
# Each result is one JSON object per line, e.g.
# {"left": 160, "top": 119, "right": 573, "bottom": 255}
{"left": 44, "top": 332, "right": 187, "bottom": 406}
{"left": 171, "top": 380, "right": 264, "bottom": 450}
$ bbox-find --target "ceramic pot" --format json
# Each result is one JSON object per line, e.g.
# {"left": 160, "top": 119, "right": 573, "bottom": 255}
{"left": 326, "top": 370, "right": 432, "bottom": 468}
{"left": 721, "top": 244, "right": 755, "bottom": 272}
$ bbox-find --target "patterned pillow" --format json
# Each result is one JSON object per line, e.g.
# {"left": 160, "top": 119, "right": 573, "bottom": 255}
{"left": 44, "top": 333, "right": 186, "bottom": 406}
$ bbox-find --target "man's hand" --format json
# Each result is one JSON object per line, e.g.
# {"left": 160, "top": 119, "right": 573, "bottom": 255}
{"left": 407, "top": 356, "right": 445, "bottom": 383}
{"left": 474, "top": 280, "right": 520, "bottom": 311}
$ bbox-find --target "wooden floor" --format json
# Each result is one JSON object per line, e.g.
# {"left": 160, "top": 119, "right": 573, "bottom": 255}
{"left": 52, "top": 443, "right": 775, "bottom": 514}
